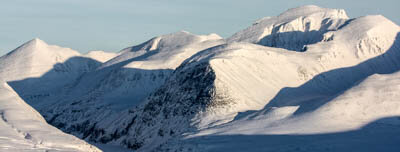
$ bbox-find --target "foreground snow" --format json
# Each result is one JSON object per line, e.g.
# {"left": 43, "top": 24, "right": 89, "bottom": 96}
{"left": 0, "top": 81, "right": 100, "bottom": 151}
{"left": 180, "top": 119, "right": 400, "bottom": 152}
{"left": 179, "top": 72, "right": 400, "bottom": 152}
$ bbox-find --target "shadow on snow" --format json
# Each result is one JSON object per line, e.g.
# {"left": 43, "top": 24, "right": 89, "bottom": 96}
{"left": 185, "top": 116, "right": 400, "bottom": 152}
{"left": 263, "top": 32, "right": 400, "bottom": 115}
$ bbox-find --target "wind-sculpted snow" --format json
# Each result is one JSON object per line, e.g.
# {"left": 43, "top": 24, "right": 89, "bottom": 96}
{"left": 228, "top": 5, "right": 349, "bottom": 51}
{"left": 0, "top": 82, "right": 100, "bottom": 152}
{"left": 1, "top": 5, "right": 400, "bottom": 152}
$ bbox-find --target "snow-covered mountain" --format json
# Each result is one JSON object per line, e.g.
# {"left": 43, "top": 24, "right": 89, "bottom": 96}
{"left": 95, "top": 6, "right": 399, "bottom": 151}
{"left": 1, "top": 5, "right": 399, "bottom": 152}
{"left": 21, "top": 31, "right": 225, "bottom": 149}
{"left": 0, "top": 38, "right": 101, "bottom": 108}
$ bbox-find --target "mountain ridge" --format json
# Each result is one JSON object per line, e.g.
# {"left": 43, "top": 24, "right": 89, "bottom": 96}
{"left": 0, "top": 5, "right": 399, "bottom": 152}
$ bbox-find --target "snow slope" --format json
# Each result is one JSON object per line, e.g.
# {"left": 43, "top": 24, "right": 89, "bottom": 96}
{"left": 0, "top": 81, "right": 100, "bottom": 152}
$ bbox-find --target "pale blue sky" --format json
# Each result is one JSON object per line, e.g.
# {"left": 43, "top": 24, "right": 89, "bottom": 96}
{"left": 1, "top": 0, "right": 399, "bottom": 55}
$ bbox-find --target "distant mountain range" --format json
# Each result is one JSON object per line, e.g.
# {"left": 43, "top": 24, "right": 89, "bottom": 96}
{"left": 0, "top": 5, "right": 399, "bottom": 152}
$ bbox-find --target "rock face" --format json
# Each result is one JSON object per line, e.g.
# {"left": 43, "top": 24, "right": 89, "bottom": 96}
{"left": 1, "top": 5, "right": 400, "bottom": 152}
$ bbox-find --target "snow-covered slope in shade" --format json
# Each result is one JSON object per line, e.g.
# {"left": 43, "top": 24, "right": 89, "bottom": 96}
{"left": 84, "top": 50, "right": 118, "bottom": 63}
{"left": 38, "top": 31, "right": 224, "bottom": 146}
{"left": 0, "top": 81, "right": 100, "bottom": 152}
{"left": 0, "top": 38, "right": 101, "bottom": 107}
{"left": 228, "top": 5, "right": 349, "bottom": 51}
{"left": 99, "top": 7, "right": 400, "bottom": 151}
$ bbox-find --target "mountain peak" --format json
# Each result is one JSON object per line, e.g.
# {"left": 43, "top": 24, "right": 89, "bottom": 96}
{"left": 31, "top": 37, "right": 43, "bottom": 42}
{"left": 228, "top": 5, "right": 349, "bottom": 50}
{"left": 24, "top": 38, "right": 47, "bottom": 47}
{"left": 3, "top": 38, "right": 49, "bottom": 57}
{"left": 161, "top": 30, "right": 196, "bottom": 39}
{"left": 282, "top": 5, "right": 324, "bottom": 13}
{"left": 8, "top": 38, "right": 82, "bottom": 57}
{"left": 178, "top": 30, "right": 191, "bottom": 34}
{"left": 278, "top": 5, "right": 348, "bottom": 19}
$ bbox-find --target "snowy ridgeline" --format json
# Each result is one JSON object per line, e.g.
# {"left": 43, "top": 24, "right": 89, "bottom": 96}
{"left": 0, "top": 5, "right": 400, "bottom": 152}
